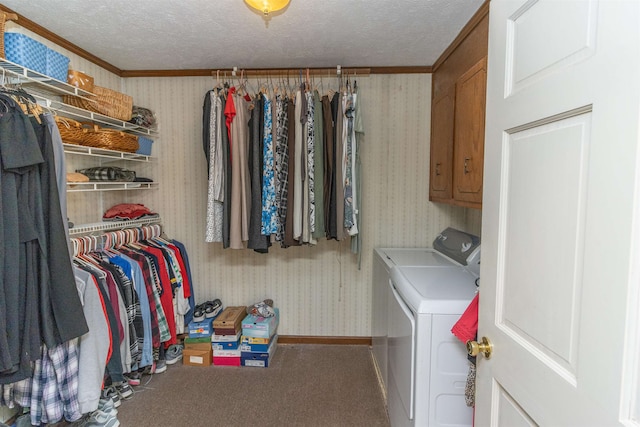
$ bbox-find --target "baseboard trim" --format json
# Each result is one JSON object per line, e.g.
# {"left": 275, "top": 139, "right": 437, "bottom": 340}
{"left": 278, "top": 336, "right": 372, "bottom": 345}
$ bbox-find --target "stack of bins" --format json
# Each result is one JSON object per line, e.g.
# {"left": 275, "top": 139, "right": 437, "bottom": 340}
{"left": 240, "top": 308, "right": 279, "bottom": 367}
{"left": 212, "top": 307, "right": 246, "bottom": 366}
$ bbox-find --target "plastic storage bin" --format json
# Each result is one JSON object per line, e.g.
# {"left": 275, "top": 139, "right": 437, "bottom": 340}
{"left": 45, "top": 47, "right": 70, "bottom": 81}
{"left": 4, "top": 33, "right": 46, "bottom": 74}
{"left": 136, "top": 136, "right": 154, "bottom": 156}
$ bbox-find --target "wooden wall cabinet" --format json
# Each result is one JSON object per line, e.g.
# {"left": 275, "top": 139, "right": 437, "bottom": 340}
{"left": 452, "top": 57, "right": 486, "bottom": 205}
{"left": 429, "top": 5, "right": 489, "bottom": 209}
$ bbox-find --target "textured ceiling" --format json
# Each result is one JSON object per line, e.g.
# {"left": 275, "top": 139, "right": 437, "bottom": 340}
{"left": 0, "top": 0, "right": 485, "bottom": 71}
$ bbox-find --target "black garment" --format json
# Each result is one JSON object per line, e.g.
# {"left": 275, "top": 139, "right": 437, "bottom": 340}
{"left": 202, "top": 90, "right": 213, "bottom": 173}
{"left": 248, "top": 94, "right": 269, "bottom": 252}
{"left": 32, "top": 116, "right": 88, "bottom": 346}
{"left": 0, "top": 99, "right": 45, "bottom": 383}
{"left": 322, "top": 95, "right": 334, "bottom": 239}
{"left": 327, "top": 92, "right": 340, "bottom": 240}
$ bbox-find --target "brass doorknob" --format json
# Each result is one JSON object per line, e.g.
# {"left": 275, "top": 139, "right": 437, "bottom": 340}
{"left": 467, "top": 336, "right": 493, "bottom": 359}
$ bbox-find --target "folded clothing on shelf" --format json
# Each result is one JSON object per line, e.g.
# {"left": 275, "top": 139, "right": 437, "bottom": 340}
{"left": 103, "top": 203, "right": 157, "bottom": 221}
{"left": 76, "top": 166, "right": 136, "bottom": 182}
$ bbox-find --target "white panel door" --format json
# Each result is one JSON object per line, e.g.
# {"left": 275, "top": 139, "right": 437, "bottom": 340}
{"left": 477, "top": 1, "right": 640, "bottom": 426}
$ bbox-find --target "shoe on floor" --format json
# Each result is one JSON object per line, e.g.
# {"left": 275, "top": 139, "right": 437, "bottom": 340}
{"left": 101, "top": 386, "right": 121, "bottom": 408}
{"left": 154, "top": 359, "right": 167, "bottom": 373}
{"left": 98, "top": 397, "right": 118, "bottom": 415}
{"left": 114, "top": 381, "right": 134, "bottom": 399}
{"left": 165, "top": 344, "right": 183, "bottom": 365}
{"left": 86, "top": 409, "right": 120, "bottom": 427}
{"left": 124, "top": 371, "right": 141, "bottom": 386}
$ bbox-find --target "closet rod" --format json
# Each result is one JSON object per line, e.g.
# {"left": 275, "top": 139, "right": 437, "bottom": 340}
{"left": 68, "top": 216, "right": 162, "bottom": 236}
{"left": 236, "top": 67, "right": 370, "bottom": 77}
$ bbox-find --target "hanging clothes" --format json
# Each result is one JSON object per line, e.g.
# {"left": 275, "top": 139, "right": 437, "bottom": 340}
{"left": 312, "top": 90, "right": 325, "bottom": 239}
{"left": 229, "top": 90, "right": 251, "bottom": 249}
{"left": 248, "top": 94, "right": 269, "bottom": 252}
{"left": 200, "top": 75, "right": 364, "bottom": 253}
{"left": 0, "top": 94, "right": 88, "bottom": 385}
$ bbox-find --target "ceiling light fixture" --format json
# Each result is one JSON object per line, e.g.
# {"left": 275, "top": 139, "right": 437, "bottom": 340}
{"left": 244, "top": 0, "right": 290, "bottom": 18}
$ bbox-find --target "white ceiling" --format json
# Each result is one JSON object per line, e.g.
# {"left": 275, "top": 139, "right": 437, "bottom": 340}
{"left": 0, "top": 0, "right": 485, "bottom": 71}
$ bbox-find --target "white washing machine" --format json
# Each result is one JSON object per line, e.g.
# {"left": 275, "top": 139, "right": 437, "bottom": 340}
{"left": 372, "top": 247, "right": 465, "bottom": 401}
{"left": 384, "top": 228, "right": 480, "bottom": 427}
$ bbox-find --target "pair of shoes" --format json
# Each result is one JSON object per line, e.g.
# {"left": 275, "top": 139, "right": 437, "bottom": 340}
{"left": 124, "top": 371, "right": 141, "bottom": 386}
{"left": 100, "top": 386, "right": 121, "bottom": 408}
{"left": 193, "top": 299, "right": 223, "bottom": 322}
{"left": 247, "top": 299, "right": 275, "bottom": 317}
{"left": 165, "top": 344, "right": 184, "bottom": 365}
{"left": 113, "top": 381, "right": 133, "bottom": 400}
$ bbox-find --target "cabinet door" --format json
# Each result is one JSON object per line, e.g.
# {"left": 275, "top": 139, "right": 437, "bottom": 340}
{"left": 429, "top": 89, "right": 455, "bottom": 201}
{"left": 453, "top": 57, "right": 487, "bottom": 206}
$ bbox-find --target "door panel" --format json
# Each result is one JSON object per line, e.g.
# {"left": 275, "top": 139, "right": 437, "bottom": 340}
{"left": 494, "top": 381, "right": 538, "bottom": 427}
{"left": 499, "top": 111, "right": 590, "bottom": 382}
{"left": 508, "top": 0, "right": 597, "bottom": 94}
{"left": 477, "top": 0, "right": 640, "bottom": 425}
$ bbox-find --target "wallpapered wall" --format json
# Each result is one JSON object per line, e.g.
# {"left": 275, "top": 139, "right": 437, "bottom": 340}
{"left": 121, "top": 74, "right": 482, "bottom": 337}
{"left": 11, "top": 23, "right": 482, "bottom": 338}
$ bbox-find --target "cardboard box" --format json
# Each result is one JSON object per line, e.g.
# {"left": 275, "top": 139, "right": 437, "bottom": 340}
{"left": 183, "top": 348, "right": 212, "bottom": 367}
{"left": 212, "top": 339, "right": 241, "bottom": 351}
{"left": 241, "top": 308, "right": 279, "bottom": 339}
{"left": 240, "top": 334, "right": 277, "bottom": 353}
{"left": 211, "top": 331, "right": 241, "bottom": 342}
{"left": 241, "top": 336, "right": 278, "bottom": 368}
{"left": 213, "top": 306, "right": 247, "bottom": 332}
{"left": 213, "top": 348, "right": 242, "bottom": 358}
{"left": 240, "top": 335, "right": 272, "bottom": 345}
{"left": 184, "top": 337, "right": 213, "bottom": 352}
{"left": 213, "top": 356, "right": 241, "bottom": 367}
{"left": 188, "top": 317, "right": 214, "bottom": 338}
{"left": 213, "top": 328, "right": 240, "bottom": 336}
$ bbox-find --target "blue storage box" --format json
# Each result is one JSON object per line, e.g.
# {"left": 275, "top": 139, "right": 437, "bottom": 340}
{"left": 241, "top": 308, "right": 279, "bottom": 339}
{"left": 45, "top": 47, "right": 69, "bottom": 81}
{"left": 240, "top": 333, "right": 277, "bottom": 353}
{"left": 4, "top": 33, "right": 47, "bottom": 74}
{"left": 188, "top": 317, "right": 214, "bottom": 338}
{"left": 212, "top": 338, "right": 241, "bottom": 350}
{"left": 241, "top": 335, "right": 278, "bottom": 368}
{"left": 136, "top": 136, "right": 154, "bottom": 156}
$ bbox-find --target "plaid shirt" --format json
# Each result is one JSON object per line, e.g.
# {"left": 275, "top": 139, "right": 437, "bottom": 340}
{"left": 12, "top": 341, "right": 82, "bottom": 425}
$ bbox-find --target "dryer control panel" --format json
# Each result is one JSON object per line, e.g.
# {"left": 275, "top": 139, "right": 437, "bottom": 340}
{"left": 433, "top": 227, "right": 480, "bottom": 272}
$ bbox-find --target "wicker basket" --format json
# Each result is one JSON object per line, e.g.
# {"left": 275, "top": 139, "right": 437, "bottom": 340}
{"left": 55, "top": 116, "right": 89, "bottom": 145}
{"left": 64, "top": 85, "right": 133, "bottom": 121}
{"left": 80, "top": 123, "right": 139, "bottom": 153}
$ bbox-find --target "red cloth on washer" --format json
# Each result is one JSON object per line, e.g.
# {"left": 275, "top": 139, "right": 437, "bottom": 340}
{"left": 451, "top": 293, "right": 479, "bottom": 343}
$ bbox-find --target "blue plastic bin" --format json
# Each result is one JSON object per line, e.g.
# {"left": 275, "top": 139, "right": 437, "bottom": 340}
{"left": 4, "top": 33, "right": 47, "bottom": 74}
{"left": 136, "top": 136, "right": 154, "bottom": 156}
{"left": 45, "top": 47, "right": 70, "bottom": 82}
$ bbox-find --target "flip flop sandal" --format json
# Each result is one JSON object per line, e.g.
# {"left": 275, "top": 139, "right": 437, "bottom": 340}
{"left": 205, "top": 299, "right": 222, "bottom": 318}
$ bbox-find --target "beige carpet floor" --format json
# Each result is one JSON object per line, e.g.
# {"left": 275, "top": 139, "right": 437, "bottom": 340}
{"left": 116, "top": 344, "right": 390, "bottom": 427}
